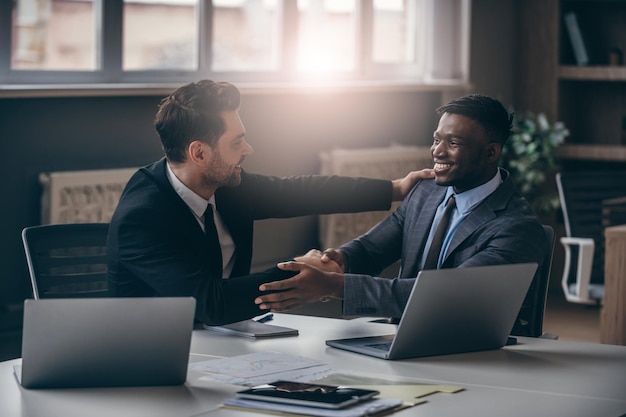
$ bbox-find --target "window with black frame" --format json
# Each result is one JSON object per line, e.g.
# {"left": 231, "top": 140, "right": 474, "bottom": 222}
{"left": 0, "top": 0, "right": 470, "bottom": 88}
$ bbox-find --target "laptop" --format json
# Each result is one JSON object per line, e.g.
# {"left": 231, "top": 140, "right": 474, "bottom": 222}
{"left": 15, "top": 297, "right": 196, "bottom": 389}
{"left": 326, "top": 263, "right": 538, "bottom": 360}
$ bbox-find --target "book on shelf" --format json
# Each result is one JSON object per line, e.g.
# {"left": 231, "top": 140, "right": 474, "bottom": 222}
{"left": 564, "top": 12, "right": 589, "bottom": 66}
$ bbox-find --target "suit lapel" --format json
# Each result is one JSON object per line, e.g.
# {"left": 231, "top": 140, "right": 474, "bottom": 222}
{"left": 444, "top": 202, "right": 496, "bottom": 258}
{"left": 402, "top": 186, "right": 446, "bottom": 277}
{"left": 215, "top": 190, "right": 253, "bottom": 278}
{"left": 219, "top": 209, "right": 250, "bottom": 277}
{"left": 147, "top": 158, "right": 210, "bottom": 241}
{"left": 442, "top": 173, "right": 515, "bottom": 262}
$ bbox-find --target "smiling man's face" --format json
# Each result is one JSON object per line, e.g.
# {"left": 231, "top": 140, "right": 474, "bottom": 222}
{"left": 201, "top": 110, "right": 253, "bottom": 189}
{"left": 430, "top": 112, "right": 501, "bottom": 194}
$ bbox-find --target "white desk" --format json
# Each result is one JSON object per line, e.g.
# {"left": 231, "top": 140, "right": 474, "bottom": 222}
{"left": 2, "top": 313, "right": 626, "bottom": 417}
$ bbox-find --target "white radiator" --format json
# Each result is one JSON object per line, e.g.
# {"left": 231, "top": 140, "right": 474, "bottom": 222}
{"left": 319, "top": 146, "right": 432, "bottom": 249}
{"left": 39, "top": 168, "right": 138, "bottom": 224}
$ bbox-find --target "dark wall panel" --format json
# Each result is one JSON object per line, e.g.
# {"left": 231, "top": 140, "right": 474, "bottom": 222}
{"left": 0, "top": 96, "right": 165, "bottom": 308}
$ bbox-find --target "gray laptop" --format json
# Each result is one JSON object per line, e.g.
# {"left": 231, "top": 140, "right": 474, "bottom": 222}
{"left": 326, "top": 263, "right": 538, "bottom": 360}
{"left": 15, "top": 297, "right": 196, "bottom": 389}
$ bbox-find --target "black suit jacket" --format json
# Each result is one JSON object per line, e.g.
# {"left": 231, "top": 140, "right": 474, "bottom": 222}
{"left": 107, "top": 158, "right": 393, "bottom": 325}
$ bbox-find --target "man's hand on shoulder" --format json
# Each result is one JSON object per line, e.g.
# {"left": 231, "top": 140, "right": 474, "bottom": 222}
{"left": 392, "top": 168, "right": 435, "bottom": 201}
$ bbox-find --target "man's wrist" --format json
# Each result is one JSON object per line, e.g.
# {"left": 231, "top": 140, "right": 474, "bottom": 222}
{"left": 391, "top": 179, "right": 401, "bottom": 201}
{"left": 330, "top": 272, "right": 345, "bottom": 299}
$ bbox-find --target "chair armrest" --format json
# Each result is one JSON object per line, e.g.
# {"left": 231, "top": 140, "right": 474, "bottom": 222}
{"left": 560, "top": 237, "right": 597, "bottom": 304}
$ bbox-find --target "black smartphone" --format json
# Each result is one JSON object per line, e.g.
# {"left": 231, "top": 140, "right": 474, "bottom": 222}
{"left": 235, "top": 380, "right": 379, "bottom": 409}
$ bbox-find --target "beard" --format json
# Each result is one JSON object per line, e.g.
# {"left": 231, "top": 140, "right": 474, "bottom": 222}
{"left": 201, "top": 150, "right": 242, "bottom": 189}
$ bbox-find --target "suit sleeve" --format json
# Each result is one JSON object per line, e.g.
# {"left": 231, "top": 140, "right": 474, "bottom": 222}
{"left": 339, "top": 198, "right": 407, "bottom": 274}
{"left": 201, "top": 267, "right": 297, "bottom": 325}
{"left": 111, "top": 205, "right": 295, "bottom": 326}
{"left": 343, "top": 274, "right": 415, "bottom": 317}
{"left": 220, "top": 173, "right": 394, "bottom": 219}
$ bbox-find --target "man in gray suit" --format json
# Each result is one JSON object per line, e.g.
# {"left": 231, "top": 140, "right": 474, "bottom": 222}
{"left": 255, "top": 94, "right": 547, "bottom": 318}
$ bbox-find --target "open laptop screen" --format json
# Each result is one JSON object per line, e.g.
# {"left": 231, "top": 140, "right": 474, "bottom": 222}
{"left": 17, "top": 297, "right": 196, "bottom": 389}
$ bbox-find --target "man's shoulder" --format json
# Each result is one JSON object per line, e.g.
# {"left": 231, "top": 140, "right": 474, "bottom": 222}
{"left": 113, "top": 160, "right": 173, "bottom": 215}
{"left": 121, "top": 167, "right": 161, "bottom": 199}
{"left": 496, "top": 178, "right": 538, "bottom": 216}
{"left": 409, "top": 179, "right": 444, "bottom": 200}
{"left": 417, "top": 178, "right": 439, "bottom": 191}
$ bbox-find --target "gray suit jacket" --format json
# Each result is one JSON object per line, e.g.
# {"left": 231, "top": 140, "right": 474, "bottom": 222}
{"left": 340, "top": 169, "right": 546, "bottom": 317}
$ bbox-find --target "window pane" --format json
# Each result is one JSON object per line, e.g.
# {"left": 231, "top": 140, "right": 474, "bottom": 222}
{"left": 212, "top": 0, "right": 280, "bottom": 72}
{"left": 123, "top": 0, "right": 198, "bottom": 71}
{"left": 12, "top": 0, "right": 97, "bottom": 70}
{"left": 372, "top": 0, "right": 419, "bottom": 64}
{"left": 297, "top": 0, "right": 356, "bottom": 73}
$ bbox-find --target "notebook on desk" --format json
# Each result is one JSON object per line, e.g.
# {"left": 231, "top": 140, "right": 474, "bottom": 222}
{"left": 15, "top": 297, "right": 196, "bottom": 389}
{"left": 326, "top": 263, "right": 538, "bottom": 360}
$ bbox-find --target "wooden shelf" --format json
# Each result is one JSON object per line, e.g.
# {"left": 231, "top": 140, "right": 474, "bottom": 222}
{"left": 519, "top": 0, "right": 626, "bottom": 166}
{"left": 556, "top": 144, "right": 626, "bottom": 161}
{"left": 559, "top": 66, "right": 626, "bottom": 81}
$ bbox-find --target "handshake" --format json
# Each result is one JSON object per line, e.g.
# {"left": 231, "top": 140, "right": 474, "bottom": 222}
{"left": 293, "top": 248, "right": 345, "bottom": 273}
{"left": 255, "top": 248, "right": 347, "bottom": 312}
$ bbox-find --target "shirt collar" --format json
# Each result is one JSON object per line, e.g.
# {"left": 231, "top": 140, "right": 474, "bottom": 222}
{"left": 445, "top": 168, "right": 503, "bottom": 215}
{"left": 166, "top": 161, "right": 215, "bottom": 218}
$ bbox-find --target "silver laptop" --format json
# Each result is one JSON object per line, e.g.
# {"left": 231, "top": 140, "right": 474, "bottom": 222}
{"left": 326, "top": 263, "right": 538, "bottom": 360}
{"left": 15, "top": 297, "right": 196, "bottom": 389}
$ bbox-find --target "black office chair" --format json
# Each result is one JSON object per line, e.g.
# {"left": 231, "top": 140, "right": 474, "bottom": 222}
{"left": 510, "top": 225, "right": 556, "bottom": 338}
{"left": 21, "top": 223, "right": 110, "bottom": 299}
{"left": 556, "top": 170, "right": 626, "bottom": 305}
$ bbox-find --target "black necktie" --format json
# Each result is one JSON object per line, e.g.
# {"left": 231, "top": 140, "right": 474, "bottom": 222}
{"left": 204, "top": 204, "right": 223, "bottom": 277}
{"left": 423, "top": 195, "right": 456, "bottom": 270}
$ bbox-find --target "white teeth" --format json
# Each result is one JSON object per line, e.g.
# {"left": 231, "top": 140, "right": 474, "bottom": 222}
{"left": 434, "top": 163, "right": 451, "bottom": 169}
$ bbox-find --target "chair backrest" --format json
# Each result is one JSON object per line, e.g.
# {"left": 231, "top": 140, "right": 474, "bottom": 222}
{"left": 21, "top": 223, "right": 110, "bottom": 299}
{"left": 556, "top": 170, "right": 626, "bottom": 286}
{"left": 511, "top": 225, "right": 555, "bottom": 338}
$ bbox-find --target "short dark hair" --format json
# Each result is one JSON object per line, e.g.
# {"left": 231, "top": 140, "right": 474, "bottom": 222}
{"left": 154, "top": 80, "right": 241, "bottom": 163}
{"left": 436, "top": 94, "right": 513, "bottom": 145}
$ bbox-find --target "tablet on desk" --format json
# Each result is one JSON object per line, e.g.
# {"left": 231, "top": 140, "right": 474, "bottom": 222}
{"left": 235, "top": 381, "right": 379, "bottom": 409}
{"left": 203, "top": 319, "right": 298, "bottom": 338}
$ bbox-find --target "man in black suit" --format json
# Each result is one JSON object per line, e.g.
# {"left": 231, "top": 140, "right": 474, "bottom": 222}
{"left": 107, "top": 80, "right": 433, "bottom": 325}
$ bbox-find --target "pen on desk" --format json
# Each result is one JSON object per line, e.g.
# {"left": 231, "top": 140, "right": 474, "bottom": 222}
{"left": 256, "top": 313, "right": 273, "bottom": 323}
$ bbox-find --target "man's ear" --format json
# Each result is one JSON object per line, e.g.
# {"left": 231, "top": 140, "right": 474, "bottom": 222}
{"left": 487, "top": 142, "right": 502, "bottom": 162}
{"left": 187, "top": 140, "right": 209, "bottom": 165}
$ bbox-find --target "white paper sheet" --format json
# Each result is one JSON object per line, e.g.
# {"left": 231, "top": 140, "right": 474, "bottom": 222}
{"left": 191, "top": 351, "right": 336, "bottom": 386}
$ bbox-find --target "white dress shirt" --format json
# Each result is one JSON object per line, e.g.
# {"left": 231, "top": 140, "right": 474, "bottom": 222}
{"left": 166, "top": 162, "right": 235, "bottom": 278}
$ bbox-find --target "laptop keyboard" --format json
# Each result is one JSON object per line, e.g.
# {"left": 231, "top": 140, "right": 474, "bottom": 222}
{"left": 366, "top": 342, "right": 392, "bottom": 351}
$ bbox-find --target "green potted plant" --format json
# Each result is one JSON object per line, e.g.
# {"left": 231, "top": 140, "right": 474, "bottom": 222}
{"left": 500, "top": 111, "right": 569, "bottom": 216}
